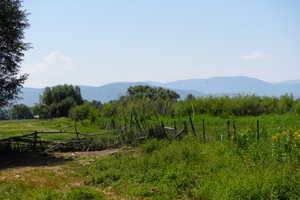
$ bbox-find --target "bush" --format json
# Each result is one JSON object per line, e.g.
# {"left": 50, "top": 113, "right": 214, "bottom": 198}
{"left": 69, "top": 104, "right": 99, "bottom": 123}
{"left": 66, "top": 187, "right": 105, "bottom": 200}
{"left": 294, "top": 101, "right": 300, "bottom": 114}
{"left": 10, "top": 104, "right": 33, "bottom": 120}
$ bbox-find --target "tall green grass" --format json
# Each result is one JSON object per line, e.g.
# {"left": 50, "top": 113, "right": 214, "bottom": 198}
{"left": 84, "top": 135, "right": 300, "bottom": 199}
{"left": 0, "top": 182, "right": 105, "bottom": 200}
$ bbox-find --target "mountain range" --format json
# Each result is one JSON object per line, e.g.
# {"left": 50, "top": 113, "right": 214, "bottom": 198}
{"left": 19, "top": 76, "right": 300, "bottom": 106}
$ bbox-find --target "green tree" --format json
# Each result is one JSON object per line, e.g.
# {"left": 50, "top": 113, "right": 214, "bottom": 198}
{"left": 0, "top": 0, "right": 30, "bottom": 107}
{"left": 294, "top": 100, "right": 300, "bottom": 114}
{"left": 32, "top": 104, "right": 50, "bottom": 119}
{"left": 89, "top": 100, "right": 103, "bottom": 109}
{"left": 185, "top": 93, "right": 196, "bottom": 101}
{"left": 10, "top": 104, "right": 33, "bottom": 119}
{"left": 277, "top": 94, "right": 294, "bottom": 114}
{"left": 127, "top": 85, "right": 180, "bottom": 101}
{"left": 0, "top": 108, "right": 9, "bottom": 120}
{"left": 69, "top": 104, "right": 93, "bottom": 122}
{"left": 37, "top": 85, "right": 84, "bottom": 118}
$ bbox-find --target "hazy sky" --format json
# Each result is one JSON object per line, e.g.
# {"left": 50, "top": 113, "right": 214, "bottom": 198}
{"left": 22, "top": 1, "right": 300, "bottom": 88}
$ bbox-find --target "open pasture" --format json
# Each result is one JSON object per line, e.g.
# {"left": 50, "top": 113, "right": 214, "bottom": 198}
{"left": 0, "top": 114, "right": 299, "bottom": 199}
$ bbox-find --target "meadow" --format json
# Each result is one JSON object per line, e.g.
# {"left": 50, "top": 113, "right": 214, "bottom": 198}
{"left": 0, "top": 113, "right": 299, "bottom": 199}
{"left": 0, "top": 118, "right": 102, "bottom": 139}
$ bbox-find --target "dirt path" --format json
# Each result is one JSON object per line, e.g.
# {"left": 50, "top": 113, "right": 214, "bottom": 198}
{"left": 0, "top": 148, "right": 128, "bottom": 200}
{"left": 54, "top": 148, "right": 121, "bottom": 157}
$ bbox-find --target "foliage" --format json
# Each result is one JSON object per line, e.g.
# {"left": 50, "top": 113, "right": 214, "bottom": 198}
{"left": 96, "top": 85, "right": 179, "bottom": 119}
{"left": 85, "top": 136, "right": 300, "bottom": 199}
{"left": 0, "top": 108, "right": 9, "bottom": 120}
{"left": 32, "top": 104, "right": 51, "bottom": 119}
{"left": 88, "top": 100, "right": 103, "bottom": 110}
{"left": 271, "top": 129, "right": 300, "bottom": 163}
{"left": 101, "top": 97, "right": 176, "bottom": 119}
{"left": 294, "top": 100, "right": 300, "bottom": 114}
{"left": 66, "top": 186, "right": 105, "bottom": 200}
{"left": 0, "top": 183, "right": 106, "bottom": 200}
{"left": 0, "top": 0, "right": 30, "bottom": 107}
{"left": 69, "top": 104, "right": 99, "bottom": 123}
{"left": 277, "top": 94, "right": 295, "bottom": 114}
{"left": 185, "top": 93, "right": 195, "bottom": 101}
{"left": 10, "top": 104, "right": 33, "bottom": 120}
{"left": 127, "top": 85, "right": 180, "bottom": 101}
{"left": 0, "top": 114, "right": 300, "bottom": 199}
{"left": 96, "top": 92, "right": 299, "bottom": 121}
{"left": 35, "top": 85, "right": 84, "bottom": 118}
{"left": 169, "top": 94, "right": 297, "bottom": 117}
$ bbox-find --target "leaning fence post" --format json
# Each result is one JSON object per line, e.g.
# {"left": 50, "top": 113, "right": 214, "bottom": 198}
{"left": 33, "top": 131, "right": 38, "bottom": 151}
{"left": 124, "top": 119, "right": 128, "bottom": 133}
{"left": 189, "top": 115, "right": 196, "bottom": 136}
{"left": 227, "top": 120, "right": 231, "bottom": 138}
{"left": 130, "top": 112, "right": 133, "bottom": 128}
{"left": 256, "top": 120, "right": 260, "bottom": 141}
{"left": 135, "top": 118, "right": 142, "bottom": 133}
{"left": 173, "top": 120, "right": 177, "bottom": 131}
{"left": 232, "top": 120, "right": 236, "bottom": 140}
{"left": 111, "top": 119, "right": 116, "bottom": 129}
{"left": 202, "top": 119, "right": 206, "bottom": 142}
{"left": 161, "top": 121, "right": 167, "bottom": 138}
{"left": 183, "top": 121, "right": 188, "bottom": 135}
{"left": 74, "top": 121, "right": 79, "bottom": 138}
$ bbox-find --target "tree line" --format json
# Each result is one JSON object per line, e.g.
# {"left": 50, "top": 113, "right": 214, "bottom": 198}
{"left": 2, "top": 84, "right": 300, "bottom": 121}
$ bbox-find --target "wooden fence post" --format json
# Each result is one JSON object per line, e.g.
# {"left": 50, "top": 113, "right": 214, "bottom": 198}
{"left": 189, "top": 115, "right": 196, "bottom": 136}
{"left": 33, "top": 131, "right": 38, "bottom": 151}
{"left": 130, "top": 112, "right": 133, "bottom": 128}
{"left": 233, "top": 120, "right": 236, "bottom": 140}
{"left": 227, "top": 120, "right": 231, "bottom": 138}
{"left": 124, "top": 118, "right": 128, "bottom": 132}
{"left": 173, "top": 120, "right": 177, "bottom": 131}
{"left": 256, "top": 120, "right": 260, "bottom": 141}
{"left": 135, "top": 118, "right": 142, "bottom": 132}
{"left": 74, "top": 121, "right": 79, "bottom": 138}
{"left": 161, "top": 121, "right": 167, "bottom": 138}
{"left": 183, "top": 121, "right": 188, "bottom": 135}
{"left": 111, "top": 119, "right": 116, "bottom": 129}
{"left": 202, "top": 119, "right": 206, "bottom": 142}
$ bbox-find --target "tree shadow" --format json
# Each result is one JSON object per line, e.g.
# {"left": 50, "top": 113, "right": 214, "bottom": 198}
{"left": 0, "top": 152, "right": 72, "bottom": 170}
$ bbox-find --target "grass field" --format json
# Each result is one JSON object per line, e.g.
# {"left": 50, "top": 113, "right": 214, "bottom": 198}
{"left": 0, "top": 118, "right": 103, "bottom": 139}
{"left": 0, "top": 114, "right": 299, "bottom": 199}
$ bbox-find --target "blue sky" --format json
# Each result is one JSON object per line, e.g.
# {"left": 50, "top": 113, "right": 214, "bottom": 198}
{"left": 22, "top": 0, "right": 300, "bottom": 88}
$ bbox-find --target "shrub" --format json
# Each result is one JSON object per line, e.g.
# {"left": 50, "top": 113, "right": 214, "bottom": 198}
{"left": 66, "top": 187, "right": 105, "bottom": 200}
{"left": 69, "top": 104, "right": 99, "bottom": 123}
{"left": 10, "top": 104, "right": 33, "bottom": 120}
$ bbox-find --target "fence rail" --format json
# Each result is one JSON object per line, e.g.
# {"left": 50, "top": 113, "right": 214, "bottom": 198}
{"left": 1, "top": 115, "right": 299, "bottom": 153}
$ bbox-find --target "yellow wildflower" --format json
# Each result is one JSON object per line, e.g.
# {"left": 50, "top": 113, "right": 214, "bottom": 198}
{"left": 293, "top": 133, "right": 300, "bottom": 138}
{"left": 272, "top": 135, "right": 278, "bottom": 141}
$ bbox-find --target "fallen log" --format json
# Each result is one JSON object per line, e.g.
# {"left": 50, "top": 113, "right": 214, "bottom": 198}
{"left": 164, "top": 127, "right": 176, "bottom": 131}
{"left": 174, "top": 128, "right": 185, "bottom": 138}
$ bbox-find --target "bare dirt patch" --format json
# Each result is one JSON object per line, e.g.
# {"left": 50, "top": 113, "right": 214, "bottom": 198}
{"left": 0, "top": 148, "right": 124, "bottom": 199}
{"left": 54, "top": 148, "right": 121, "bottom": 158}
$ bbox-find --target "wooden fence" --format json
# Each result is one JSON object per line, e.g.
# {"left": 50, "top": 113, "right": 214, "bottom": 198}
{"left": 0, "top": 116, "right": 264, "bottom": 153}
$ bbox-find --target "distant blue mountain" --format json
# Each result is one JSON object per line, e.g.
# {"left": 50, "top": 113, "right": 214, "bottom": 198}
{"left": 19, "top": 82, "right": 204, "bottom": 106}
{"left": 277, "top": 80, "right": 300, "bottom": 85}
{"left": 164, "top": 76, "right": 276, "bottom": 96}
{"left": 19, "top": 76, "right": 300, "bottom": 106}
{"left": 20, "top": 88, "right": 44, "bottom": 106}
